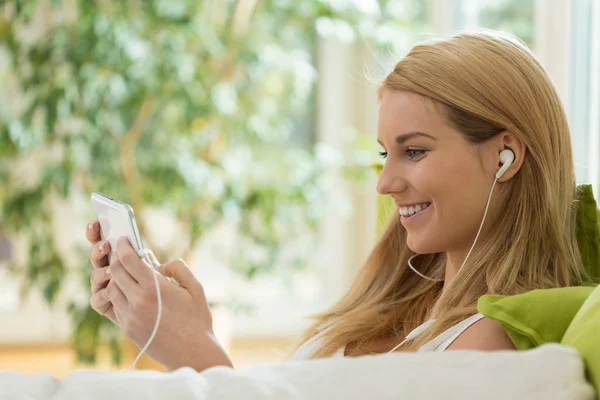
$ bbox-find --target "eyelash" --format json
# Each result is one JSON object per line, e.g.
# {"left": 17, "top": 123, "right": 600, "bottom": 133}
{"left": 378, "top": 149, "right": 426, "bottom": 160}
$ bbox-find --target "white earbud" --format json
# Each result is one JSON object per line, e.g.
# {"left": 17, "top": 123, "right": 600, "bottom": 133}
{"left": 495, "top": 149, "right": 515, "bottom": 179}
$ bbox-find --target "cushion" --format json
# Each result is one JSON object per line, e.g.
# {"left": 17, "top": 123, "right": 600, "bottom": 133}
{"left": 562, "top": 283, "right": 600, "bottom": 392}
{"left": 576, "top": 184, "right": 600, "bottom": 283}
{"left": 0, "top": 344, "right": 594, "bottom": 399}
{"left": 477, "top": 286, "right": 597, "bottom": 350}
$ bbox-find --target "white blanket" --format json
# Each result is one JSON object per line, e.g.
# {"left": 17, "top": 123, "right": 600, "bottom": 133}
{"left": 0, "top": 343, "right": 594, "bottom": 400}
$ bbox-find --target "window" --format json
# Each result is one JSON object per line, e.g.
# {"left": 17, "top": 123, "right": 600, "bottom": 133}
{"left": 455, "top": 0, "right": 535, "bottom": 47}
{"left": 232, "top": 0, "right": 429, "bottom": 337}
{"left": 452, "top": 0, "right": 599, "bottom": 193}
{"left": 569, "top": 0, "right": 599, "bottom": 195}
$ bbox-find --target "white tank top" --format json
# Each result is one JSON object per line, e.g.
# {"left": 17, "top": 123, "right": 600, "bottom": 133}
{"left": 288, "top": 312, "right": 485, "bottom": 361}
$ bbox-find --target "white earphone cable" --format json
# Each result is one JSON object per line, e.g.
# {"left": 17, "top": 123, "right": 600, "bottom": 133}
{"left": 407, "top": 254, "right": 444, "bottom": 282}
{"left": 130, "top": 250, "right": 162, "bottom": 370}
{"left": 387, "top": 338, "right": 409, "bottom": 354}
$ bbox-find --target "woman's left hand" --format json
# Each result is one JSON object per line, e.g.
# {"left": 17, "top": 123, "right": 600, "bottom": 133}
{"left": 107, "top": 237, "right": 233, "bottom": 372}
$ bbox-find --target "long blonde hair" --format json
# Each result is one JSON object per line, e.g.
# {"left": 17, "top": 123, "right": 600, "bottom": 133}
{"left": 287, "top": 30, "right": 592, "bottom": 359}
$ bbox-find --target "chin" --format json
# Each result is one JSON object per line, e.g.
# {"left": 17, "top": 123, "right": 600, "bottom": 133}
{"left": 405, "top": 235, "right": 439, "bottom": 255}
{"left": 405, "top": 235, "right": 423, "bottom": 253}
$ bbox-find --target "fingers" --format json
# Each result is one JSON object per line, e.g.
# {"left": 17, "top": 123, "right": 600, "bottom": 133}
{"left": 86, "top": 220, "right": 102, "bottom": 245}
{"left": 106, "top": 279, "right": 128, "bottom": 313}
{"left": 156, "top": 258, "right": 202, "bottom": 297}
{"left": 89, "top": 239, "right": 111, "bottom": 270}
{"left": 116, "top": 237, "right": 152, "bottom": 288}
{"left": 90, "top": 288, "right": 118, "bottom": 325}
{"left": 110, "top": 258, "right": 142, "bottom": 303}
{"left": 91, "top": 267, "right": 111, "bottom": 294}
{"left": 91, "top": 287, "right": 111, "bottom": 314}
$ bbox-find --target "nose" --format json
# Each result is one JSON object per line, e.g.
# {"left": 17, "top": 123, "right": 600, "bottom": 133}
{"left": 376, "top": 162, "right": 407, "bottom": 195}
{"left": 376, "top": 174, "right": 388, "bottom": 195}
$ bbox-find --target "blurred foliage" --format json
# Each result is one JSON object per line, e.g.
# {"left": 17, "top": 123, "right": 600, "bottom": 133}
{"left": 0, "top": 0, "right": 426, "bottom": 366}
{"left": 456, "top": 0, "right": 534, "bottom": 47}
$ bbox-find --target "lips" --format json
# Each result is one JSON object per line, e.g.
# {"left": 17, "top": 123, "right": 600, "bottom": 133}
{"left": 398, "top": 203, "right": 431, "bottom": 221}
{"left": 395, "top": 201, "right": 430, "bottom": 208}
{"left": 399, "top": 202, "right": 431, "bottom": 216}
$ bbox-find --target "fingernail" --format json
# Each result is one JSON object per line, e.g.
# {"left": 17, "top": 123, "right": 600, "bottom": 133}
{"left": 88, "top": 221, "right": 94, "bottom": 230}
{"left": 106, "top": 267, "right": 111, "bottom": 275}
{"left": 99, "top": 241, "right": 105, "bottom": 251}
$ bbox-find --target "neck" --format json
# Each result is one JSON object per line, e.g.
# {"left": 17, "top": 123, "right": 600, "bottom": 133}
{"left": 442, "top": 210, "right": 500, "bottom": 293}
{"left": 442, "top": 250, "right": 468, "bottom": 293}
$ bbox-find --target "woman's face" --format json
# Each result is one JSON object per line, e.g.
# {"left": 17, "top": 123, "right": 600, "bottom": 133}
{"left": 376, "top": 90, "right": 499, "bottom": 257}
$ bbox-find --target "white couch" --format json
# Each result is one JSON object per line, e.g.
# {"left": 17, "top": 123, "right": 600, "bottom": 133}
{"left": 0, "top": 343, "right": 594, "bottom": 400}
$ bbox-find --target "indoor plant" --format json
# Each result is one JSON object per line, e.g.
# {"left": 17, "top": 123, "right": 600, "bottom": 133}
{"left": 0, "top": 0, "right": 424, "bottom": 366}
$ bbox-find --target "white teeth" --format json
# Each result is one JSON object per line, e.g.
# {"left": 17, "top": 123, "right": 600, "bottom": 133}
{"left": 399, "top": 202, "right": 430, "bottom": 217}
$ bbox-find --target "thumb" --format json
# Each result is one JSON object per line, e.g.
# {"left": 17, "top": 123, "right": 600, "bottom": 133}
{"left": 156, "top": 259, "right": 200, "bottom": 294}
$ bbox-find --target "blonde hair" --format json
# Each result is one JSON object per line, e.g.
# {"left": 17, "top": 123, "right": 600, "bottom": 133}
{"left": 287, "top": 30, "right": 592, "bottom": 359}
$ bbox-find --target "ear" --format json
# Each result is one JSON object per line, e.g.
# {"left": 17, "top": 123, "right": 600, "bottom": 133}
{"left": 494, "top": 131, "right": 526, "bottom": 182}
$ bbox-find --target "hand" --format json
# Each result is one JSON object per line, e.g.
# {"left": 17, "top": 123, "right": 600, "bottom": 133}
{"left": 86, "top": 220, "right": 117, "bottom": 325}
{"left": 108, "top": 237, "right": 233, "bottom": 372}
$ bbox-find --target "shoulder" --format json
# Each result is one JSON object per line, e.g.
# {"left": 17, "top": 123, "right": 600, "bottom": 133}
{"left": 446, "top": 316, "right": 516, "bottom": 351}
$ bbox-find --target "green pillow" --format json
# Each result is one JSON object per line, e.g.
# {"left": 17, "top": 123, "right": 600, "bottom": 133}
{"left": 562, "top": 283, "right": 600, "bottom": 392}
{"left": 576, "top": 184, "right": 600, "bottom": 283}
{"left": 477, "top": 286, "right": 596, "bottom": 350}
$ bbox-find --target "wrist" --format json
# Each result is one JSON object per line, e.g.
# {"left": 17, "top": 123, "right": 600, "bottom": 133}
{"left": 164, "top": 331, "right": 234, "bottom": 373}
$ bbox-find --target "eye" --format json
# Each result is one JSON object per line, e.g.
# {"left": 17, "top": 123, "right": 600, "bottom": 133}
{"left": 405, "top": 148, "right": 426, "bottom": 159}
{"left": 378, "top": 151, "right": 387, "bottom": 159}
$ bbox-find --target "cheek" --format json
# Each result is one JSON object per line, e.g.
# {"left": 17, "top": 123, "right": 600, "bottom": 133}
{"left": 406, "top": 160, "right": 486, "bottom": 251}
{"left": 408, "top": 160, "right": 458, "bottom": 207}
{"left": 436, "top": 171, "right": 472, "bottom": 218}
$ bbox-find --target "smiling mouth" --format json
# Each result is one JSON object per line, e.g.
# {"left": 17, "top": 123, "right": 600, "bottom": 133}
{"left": 398, "top": 203, "right": 431, "bottom": 218}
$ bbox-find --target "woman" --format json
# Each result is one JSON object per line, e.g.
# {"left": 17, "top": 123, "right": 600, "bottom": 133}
{"left": 85, "top": 30, "right": 591, "bottom": 370}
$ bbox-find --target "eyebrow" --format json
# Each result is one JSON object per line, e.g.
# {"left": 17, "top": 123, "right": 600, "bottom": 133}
{"left": 377, "top": 131, "right": 438, "bottom": 146}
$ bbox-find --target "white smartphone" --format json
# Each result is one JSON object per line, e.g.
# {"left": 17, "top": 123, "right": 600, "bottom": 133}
{"left": 91, "top": 192, "right": 151, "bottom": 267}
